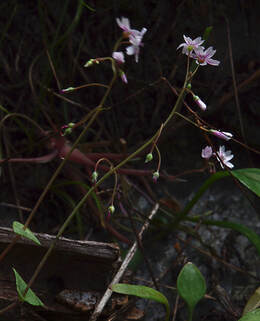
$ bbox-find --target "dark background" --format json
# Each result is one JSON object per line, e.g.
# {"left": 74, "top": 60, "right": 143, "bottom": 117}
{"left": 0, "top": 0, "right": 259, "bottom": 236}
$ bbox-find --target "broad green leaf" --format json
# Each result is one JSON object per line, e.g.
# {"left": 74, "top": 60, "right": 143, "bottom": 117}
{"left": 238, "top": 308, "right": 260, "bottom": 321}
{"left": 13, "top": 221, "right": 40, "bottom": 245}
{"left": 232, "top": 168, "right": 260, "bottom": 197}
{"left": 177, "top": 262, "right": 206, "bottom": 320}
{"left": 243, "top": 287, "right": 260, "bottom": 315}
{"left": 13, "top": 268, "right": 44, "bottom": 306}
{"left": 111, "top": 283, "right": 170, "bottom": 321}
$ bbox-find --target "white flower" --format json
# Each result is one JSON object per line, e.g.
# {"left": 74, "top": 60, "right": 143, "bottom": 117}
{"left": 201, "top": 146, "right": 213, "bottom": 159}
{"left": 192, "top": 46, "right": 220, "bottom": 66}
{"left": 177, "top": 35, "right": 204, "bottom": 55}
{"left": 126, "top": 28, "right": 147, "bottom": 63}
{"left": 216, "top": 145, "right": 234, "bottom": 169}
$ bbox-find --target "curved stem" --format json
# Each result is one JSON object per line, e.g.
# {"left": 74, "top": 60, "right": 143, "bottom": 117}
{"left": 23, "top": 75, "right": 190, "bottom": 293}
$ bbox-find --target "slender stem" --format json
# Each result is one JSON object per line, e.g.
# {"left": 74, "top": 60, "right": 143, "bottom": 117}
{"left": 188, "top": 307, "right": 193, "bottom": 321}
{"left": 24, "top": 75, "right": 189, "bottom": 292}
{"left": 154, "top": 144, "right": 161, "bottom": 172}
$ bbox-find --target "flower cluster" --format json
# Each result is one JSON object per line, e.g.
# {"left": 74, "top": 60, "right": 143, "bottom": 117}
{"left": 177, "top": 35, "right": 220, "bottom": 66}
{"left": 201, "top": 145, "right": 234, "bottom": 169}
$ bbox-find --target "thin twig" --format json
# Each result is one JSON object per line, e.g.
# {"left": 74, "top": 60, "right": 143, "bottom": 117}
{"left": 122, "top": 202, "right": 159, "bottom": 290}
{"left": 89, "top": 203, "right": 159, "bottom": 321}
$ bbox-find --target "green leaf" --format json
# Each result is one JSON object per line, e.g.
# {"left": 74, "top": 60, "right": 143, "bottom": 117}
{"left": 238, "top": 308, "right": 260, "bottom": 321}
{"left": 176, "top": 171, "right": 229, "bottom": 223}
{"left": 13, "top": 268, "right": 44, "bottom": 306}
{"left": 243, "top": 287, "right": 260, "bottom": 315}
{"left": 202, "top": 26, "right": 213, "bottom": 41}
{"left": 79, "top": 0, "right": 96, "bottom": 11}
{"left": 193, "top": 219, "right": 260, "bottom": 256}
{"left": 111, "top": 283, "right": 170, "bottom": 321}
{"left": 231, "top": 168, "right": 260, "bottom": 197}
{"left": 13, "top": 221, "right": 40, "bottom": 245}
{"left": 177, "top": 262, "right": 206, "bottom": 320}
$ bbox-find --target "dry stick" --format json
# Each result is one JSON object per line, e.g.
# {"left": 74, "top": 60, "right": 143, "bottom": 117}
{"left": 172, "top": 294, "right": 180, "bottom": 321}
{"left": 121, "top": 201, "right": 159, "bottom": 290}
{"left": 89, "top": 202, "right": 159, "bottom": 321}
{"left": 0, "top": 302, "right": 18, "bottom": 315}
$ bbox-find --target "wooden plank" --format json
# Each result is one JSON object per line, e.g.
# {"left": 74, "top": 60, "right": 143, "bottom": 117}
{"left": 0, "top": 227, "right": 121, "bottom": 320}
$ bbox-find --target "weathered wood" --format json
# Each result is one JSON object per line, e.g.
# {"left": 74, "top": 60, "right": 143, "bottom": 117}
{"left": 0, "top": 227, "right": 121, "bottom": 320}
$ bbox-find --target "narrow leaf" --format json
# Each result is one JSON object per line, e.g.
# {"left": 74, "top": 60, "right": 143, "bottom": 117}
{"left": 202, "top": 26, "right": 213, "bottom": 41}
{"left": 111, "top": 283, "right": 170, "bottom": 321}
{"left": 13, "top": 221, "right": 40, "bottom": 245}
{"left": 177, "top": 262, "right": 206, "bottom": 318}
{"left": 243, "top": 287, "right": 260, "bottom": 315}
{"left": 196, "top": 219, "right": 260, "bottom": 256}
{"left": 231, "top": 168, "right": 260, "bottom": 197}
{"left": 13, "top": 268, "right": 44, "bottom": 306}
{"left": 238, "top": 308, "right": 260, "bottom": 321}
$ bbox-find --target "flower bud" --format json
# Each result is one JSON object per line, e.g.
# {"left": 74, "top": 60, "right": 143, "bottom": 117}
{"left": 91, "top": 171, "right": 98, "bottom": 183}
{"left": 84, "top": 59, "right": 99, "bottom": 67}
{"left": 152, "top": 171, "right": 160, "bottom": 182}
{"left": 60, "top": 87, "right": 75, "bottom": 93}
{"left": 112, "top": 51, "right": 125, "bottom": 64}
{"left": 210, "top": 130, "right": 233, "bottom": 141}
{"left": 119, "top": 70, "right": 128, "bottom": 83}
{"left": 145, "top": 153, "right": 153, "bottom": 163}
{"left": 108, "top": 205, "right": 115, "bottom": 218}
{"left": 186, "top": 83, "right": 192, "bottom": 89}
{"left": 84, "top": 59, "right": 94, "bottom": 67}
{"left": 201, "top": 146, "right": 213, "bottom": 159}
{"left": 193, "top": 95, "right": 207, "bottom": 111}
{"left": 68, "top": 122, "right": 75, "bottom": 128}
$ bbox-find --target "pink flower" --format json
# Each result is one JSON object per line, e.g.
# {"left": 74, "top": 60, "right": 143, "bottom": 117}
{"left": 216, "top": 145, "right": 234, "bottom": 169}
{"left": 192, "top": 46, "right": 220, "bottom": 66}
{"left": 201, "top": 146, "right": 213, "bottom": 159}
{"left": 210, "top": 130, "right": 233, "bottom": 141}
{"left": 126, "top": 28, "right": 147, "bottom": 63}
{"left": 177, "top": 35, "right": 204, "bottom": 55}
{"left": 193, "top": 95, "right": 207, "bottom": 111}
{"left": 112, "top": 51, "right": 125, "bottom": 64}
